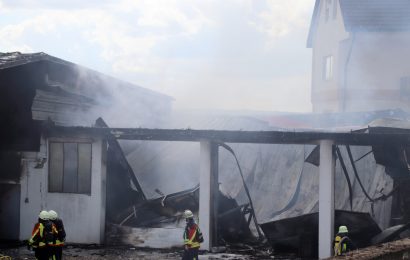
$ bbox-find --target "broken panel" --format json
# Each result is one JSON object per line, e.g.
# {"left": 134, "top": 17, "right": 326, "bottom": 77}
{"left": 78, "top": 143, "right": 92, "bottom": 194}
{"left": 106, "top": 184, "right": 254, "bottom": 248}
{"left": 63, "top": 143, "right": 78, "bottom": 193}
{"left": 49, "top": 142, "right": 64, "bottom": 192}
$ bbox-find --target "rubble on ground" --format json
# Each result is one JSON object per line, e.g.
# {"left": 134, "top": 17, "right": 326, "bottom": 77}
{"left": 328, "top": 238, "right": 410, "bottom": 260}
{"left": 0, "top": 244, "right": 276, "bottom": 260}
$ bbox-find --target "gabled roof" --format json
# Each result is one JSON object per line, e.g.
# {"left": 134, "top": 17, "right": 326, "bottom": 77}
{"left": 0, "top": 52, "right": 72, "bottom": 70}
{"left": 306, "top": 0, "right": 321, "bottom": 48}
{"left": 307, "top": 0, "right": 410, "bottom": 47}
{"left": 0, "top": 51, "right": 173, "bottom": 101}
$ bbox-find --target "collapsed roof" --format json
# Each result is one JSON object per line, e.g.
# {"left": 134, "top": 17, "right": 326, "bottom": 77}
{"left": 0, "top": 51, "right": 173, "bottom": 151}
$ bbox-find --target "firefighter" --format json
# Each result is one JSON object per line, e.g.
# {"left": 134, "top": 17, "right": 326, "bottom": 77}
{"left": 333, "top": 225, "right": 356, "bottom": 256}
{"left": 28, "top": 210, "right": 58, "bottom": 260}
{"left": 48, "top": 210, "right": 66, "bottom": 260}
{"left": 182, "top": 209, "right": 203, "bottom": 260}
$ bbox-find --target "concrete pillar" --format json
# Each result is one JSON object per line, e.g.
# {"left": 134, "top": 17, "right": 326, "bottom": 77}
{"left": 319, "top": 140, "right": 335, "bottom": 259}
{"left": 199, "top": 141, "right": 218, "bottom": 251}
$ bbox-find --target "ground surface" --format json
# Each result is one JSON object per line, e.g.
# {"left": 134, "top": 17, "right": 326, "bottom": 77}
{"left": 6, "top": 238, "right": 410, "bottom": 260}
{"left": 328, "top": 238, "right": 410, "bottom": 260}
{"left": 0, "top": 245, "right": 279, "bottom": 260}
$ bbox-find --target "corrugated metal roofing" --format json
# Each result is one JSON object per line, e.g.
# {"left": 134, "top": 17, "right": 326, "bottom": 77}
{"left": 0, "top": 51, "right": 173, "bottom": 101}
{"left": 31, "top": 89, "right": 95, "bottom": 126}
{"left": 0, "top": 52, "right": 70, "bottom": 70}
{"left": 340, "top": 0, "right": 410, "bottom": 32}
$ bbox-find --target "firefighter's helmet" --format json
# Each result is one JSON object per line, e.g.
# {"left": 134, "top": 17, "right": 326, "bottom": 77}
{"left": 184, "top": 209, "right": 194, "bottom": 219}
{"left": 48, "top": 210, "right": 58, "bottom": 220}
{"left": 338, "top": 225, "right": 348, "bottom": 233}
{"left": 39, "top": 210, "right": 49, "bottom": 220}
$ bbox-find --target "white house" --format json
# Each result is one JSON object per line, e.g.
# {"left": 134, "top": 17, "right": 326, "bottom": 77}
{"left": 307, "top": 0, "right": 410, "bottom": 113}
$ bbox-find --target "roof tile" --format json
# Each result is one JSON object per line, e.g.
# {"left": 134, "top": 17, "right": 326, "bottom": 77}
{"left": 340, "top": 0, "right": 410, "bottom": 31}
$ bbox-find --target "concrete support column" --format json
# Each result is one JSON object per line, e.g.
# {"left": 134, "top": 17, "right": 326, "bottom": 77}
{"left": 199, "top": 141, "right": 219, "bottom": 251}
{"left": 319, "top": 140, "right": 335, "bottom": 259}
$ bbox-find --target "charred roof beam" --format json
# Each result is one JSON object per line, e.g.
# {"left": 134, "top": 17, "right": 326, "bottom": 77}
{"left": 44, "top": 125, "right": 410, "bottom": 146}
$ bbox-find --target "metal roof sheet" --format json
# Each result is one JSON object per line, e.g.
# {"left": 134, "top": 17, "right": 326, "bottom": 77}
{"left": 0, "top": 51, "right": 173, "bottom": 101}
{"left": 0, "top": 52, "right": 71, "bottom": 70}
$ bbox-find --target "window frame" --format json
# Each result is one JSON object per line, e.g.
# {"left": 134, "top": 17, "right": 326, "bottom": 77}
{"left": 48, "top": 138, "right": 93, "bottom": 195}
{"left": 332, "top": 0, "right": 338, "bottom": 19}
{"left": 324, "top": 0, "right": 332, "bottom": 22}
{"left": 400, "top": 76, "right": 410, "bottom": 101}
{"left": 323, "top": 55, "right": 334, "bottom": 81}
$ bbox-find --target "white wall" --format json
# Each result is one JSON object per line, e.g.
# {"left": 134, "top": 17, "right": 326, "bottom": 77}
{"left": 311, "top": 0, "right": 350, "bottom": 112}
{"left": 19, "top": 137, "right": 107, "bottom": 244}
{"left": 110, "top": 226, "right": 185, "bottom": 249}
{"left": 311, "top": 1, "right": 410, "bottom": 113}
{"left": 344, "top": 32, "right": 410, "bottom": 112}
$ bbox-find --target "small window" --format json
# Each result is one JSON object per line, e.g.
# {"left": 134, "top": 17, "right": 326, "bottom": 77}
{"left": 400, "top": 76, "right": 410, "bottom": 100}
{"left": 49, "top": 141, "right": 92, "bottom": 194}
{"left": 333, "top": 0, "right": 338, "bottom": 19}
{"left": 325, "top": 0, "right": 332, "bottom": 22}
{"left": 323, "top": 55, "right": 333, "bottom": 81}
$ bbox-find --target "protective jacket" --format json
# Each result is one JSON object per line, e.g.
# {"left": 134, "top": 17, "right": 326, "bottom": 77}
{"left": 29, "top": 220, "right": 58, "bottom": 248}
{"left": 50, "top": 218, "right": 66, "bottom": 246}
{"left": 334, "top": 233, "right": 355, "bottom": 256}
{"left": 183, "top": 223, "right": 202, "bottom": 249}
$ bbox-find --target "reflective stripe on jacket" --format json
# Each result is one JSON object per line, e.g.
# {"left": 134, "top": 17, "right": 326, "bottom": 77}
{"left": 52, "top": 218, "right": 66, "bottom": 246}
{"left": 334, "top": 235, "right": 348, "bottom": 256}
{"left": 29, "top": 223, "right": 46, "bottom": 248}
{"left": 29, "top": 221, "right": 59, "bottom": 248}
{"left": 48, "top": 224, "right": 61, "bottom": 247}
{"left": 183, "top": 224, "right": 201, "bottom": 249}
{"left": 50, "top": 238, "right": 64, "bottom": 247}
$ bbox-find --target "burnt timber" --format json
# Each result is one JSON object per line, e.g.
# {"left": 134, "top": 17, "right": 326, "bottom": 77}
{"left": 44, "top": 124, "right": 410, "bottom": 145}
{"left": 260, "top": 210, "right": 382, "bottom": 258}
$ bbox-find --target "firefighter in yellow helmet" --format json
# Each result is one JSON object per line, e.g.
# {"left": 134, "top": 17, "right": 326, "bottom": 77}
{"left": 333, "top": 225, "right": 356, "bottom": 256}
{"left": 28, "top": 210, "right": 58, "bottom": 260}
{"left": 48, "top": 210, "right": 66, "bottom": 260}
{"left": 182, "top": 210, "right": 203, "bottom": 260}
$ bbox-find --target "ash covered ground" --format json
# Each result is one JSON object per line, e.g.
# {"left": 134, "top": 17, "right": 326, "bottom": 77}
{"left": 0, "top": 245, "right": 279, "bottom": 260}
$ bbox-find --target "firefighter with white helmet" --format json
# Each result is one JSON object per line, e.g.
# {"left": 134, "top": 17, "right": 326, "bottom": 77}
{"left": 333, "top": 225, "right": 356, "bottom": 256}
{"left": 48, "top": 210, "right": 66, "bottom": 260}
{"left": 39, "top": 210, "right": 49, "bottom": 220}
{"left": 182, "top": 209, "right": 203, "bottom": 260}
{"left": 28, "top": 210, "right": 58, "bottom": 260}
{"left": 184, "top": 209, "right": 194, "bottom": 219}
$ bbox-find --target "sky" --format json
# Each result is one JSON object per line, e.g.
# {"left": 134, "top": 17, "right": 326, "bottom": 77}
{"left": 0, "top": 0, "right": 315, "bottom": 113}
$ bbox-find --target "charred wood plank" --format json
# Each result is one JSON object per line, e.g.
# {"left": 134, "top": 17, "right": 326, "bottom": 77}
{"left": 95, "top": 118, "right": 146, "bottom": 200}
{"left": 43, "top": 124, "right": 410, "bottom": 146}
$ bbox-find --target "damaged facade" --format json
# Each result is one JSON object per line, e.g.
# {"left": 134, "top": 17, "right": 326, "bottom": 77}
{"left": 0, "top": 52, "right": 256, "bottom": 250}
{"left": 2, "top": 3, "right": 410, "bottom": 256}
{"left": 0, "top": 52, "right": 172, "bottom": 243}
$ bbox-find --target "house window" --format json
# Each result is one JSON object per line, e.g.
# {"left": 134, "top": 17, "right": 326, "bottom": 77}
{"left": 325, "top": 0, "right": 332, "bottom": 22}
{"left": 323, "top": 55, "right": 333, "bottom": 80}
{"left": 333, "top": 0, "right": 338, "bottom": 19}
{"left": 49, "top": 141, "right": 92, "bottom": 194}
{"left": 400, "top": 76, "right": 410, "bottom": 100}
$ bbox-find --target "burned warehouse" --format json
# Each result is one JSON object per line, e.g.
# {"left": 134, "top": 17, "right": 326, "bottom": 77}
{"left": 2, "top": 0, "right": 410, "bottom": 259}
{"left": 0, "top": 52, "right": 258, "bottom": 251}
{"left": 2, "top": 51, "right": 410, "bottom": 259}
{"left": 0, "top": 51, "right": 173, "bottom": 244}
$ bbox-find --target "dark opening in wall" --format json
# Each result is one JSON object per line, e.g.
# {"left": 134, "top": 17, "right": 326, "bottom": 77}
{"left": 0, "top": 152, "right": 22, "bottom": 181}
